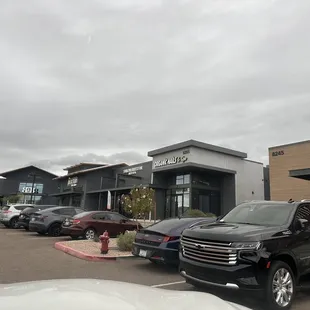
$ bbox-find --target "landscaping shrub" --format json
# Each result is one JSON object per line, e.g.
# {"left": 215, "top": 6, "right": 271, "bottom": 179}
{"left": 184, "top": 209, "right": 216, "bottom": 218}
{"left": 117, "top": 230, "right": 136, "bottom": 251}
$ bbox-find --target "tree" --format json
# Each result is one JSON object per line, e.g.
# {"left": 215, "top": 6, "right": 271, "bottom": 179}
{"left": 0, "top": 194, "right": 22, "bottom": 205}
{"left": 122, "top": 185, "right": 155, "bottom": 228}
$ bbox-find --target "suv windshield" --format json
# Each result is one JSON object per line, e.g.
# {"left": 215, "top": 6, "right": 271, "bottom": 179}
{"left": 221, "top": 202, "right": 295, "bottom": 226}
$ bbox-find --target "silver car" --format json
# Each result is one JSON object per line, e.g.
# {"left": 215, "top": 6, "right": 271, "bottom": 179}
{"left": 0, "top": 204, "right": 34, "bottom": 228}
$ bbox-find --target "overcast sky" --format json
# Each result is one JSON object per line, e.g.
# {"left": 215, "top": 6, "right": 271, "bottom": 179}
{"left": 1, "top": 0, "right": 309, "bottom": 175}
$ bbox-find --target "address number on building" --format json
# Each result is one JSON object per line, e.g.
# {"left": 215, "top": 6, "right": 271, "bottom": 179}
{"left": 272, "top": 150, "right": 284, "bottom": 157}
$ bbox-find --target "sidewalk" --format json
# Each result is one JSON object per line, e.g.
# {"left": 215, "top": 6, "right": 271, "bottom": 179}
{"left": 55, "top": 238, "right": 134, "bottom": 262}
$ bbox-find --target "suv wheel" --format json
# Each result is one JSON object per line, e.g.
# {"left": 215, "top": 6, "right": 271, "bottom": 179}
{"left": 84, "top": 228, "right": 96, "bottom": 240}
{"left": 266, "top": 260, "right": 295, "bottom": 309}
{"left": 9, "top": 217, "right": 19, "bottom": 229}
{"left": 48, "top": 223, "right": 61, "bottom": 237}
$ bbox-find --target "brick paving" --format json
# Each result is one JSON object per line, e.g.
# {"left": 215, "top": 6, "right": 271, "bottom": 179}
{"left": 0, "top": 225, "right": 309, "bottom": 309}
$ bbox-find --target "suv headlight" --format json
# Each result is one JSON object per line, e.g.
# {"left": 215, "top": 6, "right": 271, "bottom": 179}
{"left": 231, "top": 241, "right": 262, "bottom": 250}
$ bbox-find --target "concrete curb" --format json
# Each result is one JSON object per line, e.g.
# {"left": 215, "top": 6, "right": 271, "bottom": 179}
{"left": 54, "top": 242, "right": 135, "bottom": 262}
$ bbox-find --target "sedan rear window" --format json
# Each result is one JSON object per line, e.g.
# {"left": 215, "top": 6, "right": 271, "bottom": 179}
{"left": 146, "top": 218, "right": 207, "bottom": 234}
{"left": 74, "top": 211, "right": 93, "bottom": 219}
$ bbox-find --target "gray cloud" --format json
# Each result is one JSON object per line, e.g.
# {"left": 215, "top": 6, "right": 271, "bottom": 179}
{"left": 1, "top": 0, "right": 310, "bottom": 173}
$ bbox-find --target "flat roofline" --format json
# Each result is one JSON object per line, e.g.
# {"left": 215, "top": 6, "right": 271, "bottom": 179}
{"left": 244, "top": 159, "right": 263, "bottom": 165}
{"left": 54, "top": 163, "right": 128, "bottom": 180}
{"left": 269, "top": 140, "right": 310, "bottom": 150}
{"left": 63, "top": 162, "right": 108, "bottom": 171}
{"left": 147, "top": 139, "right": 247, "bottom": 159}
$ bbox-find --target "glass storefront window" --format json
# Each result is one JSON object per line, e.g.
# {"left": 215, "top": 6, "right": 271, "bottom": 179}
{"left": 19, "top": 195, "right": 42, "bottom": 204}
{"left": 176, "top": 174, "right": 190, "bottom": 185}
{"left": 184, "top": 174, "right": 190, "bottom": 184}
{"left": 18, "top": 183, "right": 44, "bottom": 194}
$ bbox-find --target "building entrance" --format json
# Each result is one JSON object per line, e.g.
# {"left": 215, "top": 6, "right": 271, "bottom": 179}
{"left": 165, "top": 188, "right": 190, "bottom": 218}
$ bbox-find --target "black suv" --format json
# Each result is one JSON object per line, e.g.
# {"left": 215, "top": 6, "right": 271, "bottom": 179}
{"left": 179, "top": 200, "right": 310, "bottom": 310}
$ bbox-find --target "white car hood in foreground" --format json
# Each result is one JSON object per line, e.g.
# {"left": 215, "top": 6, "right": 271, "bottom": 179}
{"left": 0, "top": 279, "right": 252, "bottom": 310}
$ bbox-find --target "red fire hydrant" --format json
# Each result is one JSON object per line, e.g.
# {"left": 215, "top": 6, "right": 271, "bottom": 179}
{"left": 99, "top": 230, "right": 110, "bottom": 254}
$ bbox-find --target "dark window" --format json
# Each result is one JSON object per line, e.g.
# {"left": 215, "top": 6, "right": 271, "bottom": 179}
{"left": 295, "top": 204, "right": 310, "bottom": 222}
{"left": 14, "top": 205, "right": 32, "bottom": 211}
{"left": 73, "top": 208, "right": 84, "bottom": 215}
{"left": 107, "top": 213, "right": 128, "bottom": 221}
{"left": 74, "top": 211, "right": 93, "bottom": 219}
{"left": 92, "top": 213, "right": 107, "bottom": 220}
{"left": 147, "top": 218, "right": 207, "bottom": 235}
{"left": 58, "top": 208, "right": 75, "bottom": 216}
{"left": 191, "top": 173, "right": 221, "bottom": 188}
{"left": 54, "top": 208, "right": 77, "bottom": 216}
{"left": 222, "top": 202, "right": 295, "bottom": 226}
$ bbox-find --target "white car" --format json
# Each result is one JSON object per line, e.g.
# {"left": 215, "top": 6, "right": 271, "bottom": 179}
{"left": 0, "top": 204, "right": 34, "bottom": 228}
{"left": 0, "top": 279, "right": 252, "bottom": 310}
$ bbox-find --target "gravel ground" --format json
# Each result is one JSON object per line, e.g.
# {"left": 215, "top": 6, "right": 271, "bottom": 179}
{"left": 58, "top": 239, "right": 133, "bottom": 257}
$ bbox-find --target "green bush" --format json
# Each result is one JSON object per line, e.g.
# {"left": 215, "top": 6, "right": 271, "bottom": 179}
{"left": 117, "top": 231, "right": 136, "bottom": 251}
{"left": 184, "top": 209, "right": 216, "bottom": 218}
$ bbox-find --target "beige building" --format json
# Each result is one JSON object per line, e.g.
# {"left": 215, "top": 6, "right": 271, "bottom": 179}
{"left": 269, "top": 140, "right": 310, "bottom": 201}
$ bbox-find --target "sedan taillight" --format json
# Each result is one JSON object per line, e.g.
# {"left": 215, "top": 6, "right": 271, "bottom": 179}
{"left": 162, "top": 236, "right": 179, "bottom": 243}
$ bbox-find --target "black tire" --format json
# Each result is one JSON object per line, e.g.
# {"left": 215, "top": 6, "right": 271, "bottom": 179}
{"left": 48, "top": 223, "right": 61, "bottom": 237}
{"left": 9, "top": 217, "right": 19, "bottom": 229}
{"left": 24, "top": 226, "right": 29, "bottom": 231}
{"left": 84, "top": 228, "right": 96, "bottom": 240}
{"left": 265, "top": 260, "right": 296, "bottom": 310}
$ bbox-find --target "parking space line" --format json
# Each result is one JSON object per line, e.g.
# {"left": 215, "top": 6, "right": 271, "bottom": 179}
{"left": 151, "top": 280, "right": 186, "bottom": 288}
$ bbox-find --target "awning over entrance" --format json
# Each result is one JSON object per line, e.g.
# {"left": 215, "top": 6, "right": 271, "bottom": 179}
{"left": 289, "top": 168, "right": 310, "bottom": 181}
{"left": 152, "top": 162, "right": 236, "bottom": 175}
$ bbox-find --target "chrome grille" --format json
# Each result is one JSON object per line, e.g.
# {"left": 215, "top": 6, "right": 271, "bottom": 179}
{"left": 180, "top": 235, "right": 237, "bottom": 266}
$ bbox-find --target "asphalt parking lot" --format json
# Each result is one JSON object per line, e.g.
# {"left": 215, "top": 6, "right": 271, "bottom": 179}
{"left": 0, "top": 225, "right": 308, "bottom": 310}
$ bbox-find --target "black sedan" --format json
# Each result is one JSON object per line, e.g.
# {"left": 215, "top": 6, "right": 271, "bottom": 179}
{"left": 132, "top": 217, "right": 216, "bottom": 265}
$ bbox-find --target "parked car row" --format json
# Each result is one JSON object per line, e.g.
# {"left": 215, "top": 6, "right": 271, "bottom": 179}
{"left": 133, "top": 199, "right": 310, "bottom": 310}
{"left": 0, "top": 204, "right": 142, "bottom": 238}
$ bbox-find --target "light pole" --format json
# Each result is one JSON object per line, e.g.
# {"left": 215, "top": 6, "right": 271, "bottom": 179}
{"left": 28, "top": 172, "right": 38, "bottom": 204}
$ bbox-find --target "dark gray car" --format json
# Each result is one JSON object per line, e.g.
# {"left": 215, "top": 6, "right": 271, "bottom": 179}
{"left": 29, "top": 206, "right": 84, "bottom": 236}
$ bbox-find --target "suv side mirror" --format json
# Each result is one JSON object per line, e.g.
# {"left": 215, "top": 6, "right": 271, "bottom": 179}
{"left": 120, "top": 219, "right": 127, "bottom": 223}
{"left": 297, "top": 219, "right": 309, "bottom": 230}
